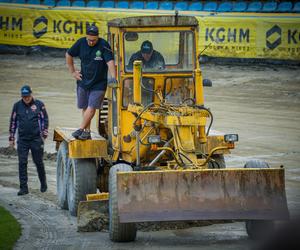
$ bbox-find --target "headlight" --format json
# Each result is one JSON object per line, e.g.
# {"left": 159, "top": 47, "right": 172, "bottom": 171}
{"left": 148, "top": 135, "right": 161, "bottom": 144}
{"left": 224, "top": 134, "right": 239, "bottom": 143}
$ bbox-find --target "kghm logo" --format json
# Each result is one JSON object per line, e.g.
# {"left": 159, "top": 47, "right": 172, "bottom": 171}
{"left": 33, "top": 16, "right": 48, "bottom": 38}
{"left": 266, "top": 25, "right": 281, "bottom": 50}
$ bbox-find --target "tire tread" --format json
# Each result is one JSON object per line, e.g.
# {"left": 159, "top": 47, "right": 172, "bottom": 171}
{"left": 109, "top": 163, "right": 137, "bottom": 242}
{"left": 67, "top": 158, "right": 97, "bottom": 216}
{"left": 56, "top": 141, "right": 69, "bottom": 209}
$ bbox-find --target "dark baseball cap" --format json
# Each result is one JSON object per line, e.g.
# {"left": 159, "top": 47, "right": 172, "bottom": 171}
{"left": 21, "top": 85, "right": 32, "bottom": 97}
{"left": 141, "top": 40, "right": 153, "bottom": 54}
{"left": 86, "top": 25, "right": 99, "bottom": 36}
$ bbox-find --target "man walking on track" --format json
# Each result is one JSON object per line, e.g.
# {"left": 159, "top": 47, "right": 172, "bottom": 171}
{"left": 9, "top": 85, "right": 49, "bottom": 196}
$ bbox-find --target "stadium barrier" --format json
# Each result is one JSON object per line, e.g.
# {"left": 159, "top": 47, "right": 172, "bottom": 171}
{"left": 0, "top": 4, "right": 299, "bottom": 60}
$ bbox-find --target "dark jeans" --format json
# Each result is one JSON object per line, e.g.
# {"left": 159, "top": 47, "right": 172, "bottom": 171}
{"left": 17, "top": 138, "right": 46, "bottom": 190}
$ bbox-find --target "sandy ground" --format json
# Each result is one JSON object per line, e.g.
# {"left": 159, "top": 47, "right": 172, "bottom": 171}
{"left": 0, "top": 54, "right": 300, "bottom": 249}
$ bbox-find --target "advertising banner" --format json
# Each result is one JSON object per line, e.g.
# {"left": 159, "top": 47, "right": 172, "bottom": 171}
{"left": 0, "top": 4, "right": 299, "bottom": 60}
{"left": 0, "top": 5, "right": 139, "bottom": 47}
{"left": 197, "top": 16, "right": 300, "bottom": 60}
{"left": 197, "top": 16, "right": 257, "bottom": 58}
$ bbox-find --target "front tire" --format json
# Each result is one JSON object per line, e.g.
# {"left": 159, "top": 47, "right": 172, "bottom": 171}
{"left": 109, "top": 163, "right": 137, "bottom": 242}
{"left": 67, "top": 158, "right": 97, "bottom": 216}
{"left": 56, "top": 141, "right": 69, "bottom": 209}
{"left": 208, "top": 154, "right": 226, "bottom": 169}
{"left": 244, "top": 159, "right": 274, "bottom": 240}
{"left": 246, "top": 220, "right": 275, "bottom": 240}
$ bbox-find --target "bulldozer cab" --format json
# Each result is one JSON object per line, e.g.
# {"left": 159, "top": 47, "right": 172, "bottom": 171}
{"left": 122, "top": 28, "right": 195, "bottom": 107}
{"left": 108, "top": 16, "right": 198, "bottom": 105}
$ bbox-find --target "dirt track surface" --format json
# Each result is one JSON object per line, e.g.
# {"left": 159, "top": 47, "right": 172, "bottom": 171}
{"left": 0, "top": 55, "right": 300, "bottom": 249}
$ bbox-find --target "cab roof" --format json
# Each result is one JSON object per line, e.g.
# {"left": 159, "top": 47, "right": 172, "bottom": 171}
{"left": 108, "top": 15, "right": 199, "bottom": 28}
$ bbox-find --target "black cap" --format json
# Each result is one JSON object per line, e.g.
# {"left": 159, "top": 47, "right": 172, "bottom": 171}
{"left": 141, "top": 40, "right": 153, "bottom": 54}
{"left": 21, "top": 85, "right": 32, "bottom": 97}
{"left": 86, "top": 25, "right": 99, "bottom": 36}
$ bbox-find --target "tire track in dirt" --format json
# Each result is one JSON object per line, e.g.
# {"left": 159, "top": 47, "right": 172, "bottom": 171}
{"left": 0, "top": 185, "right": 77, "bottom": 249}
{"left": 21, "top": 206, "right": 58, "bottom": 248}
{"left": 0, "top": 184, "right": 253, "bottom": 250}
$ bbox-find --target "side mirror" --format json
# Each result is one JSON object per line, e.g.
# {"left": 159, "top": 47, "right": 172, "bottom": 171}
{"left": 198, "top": 55, "right": 209, "bottom": 64}
{"left": 125, "top": 32, "right": 138, "bottom": 41}
{"left": 203, "top": 78, "right": 212, "bottom": 87}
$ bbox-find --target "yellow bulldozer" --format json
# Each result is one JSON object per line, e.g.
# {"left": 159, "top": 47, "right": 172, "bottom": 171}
{"left": 53, "top": 15, "right": 289, "bottom": 242}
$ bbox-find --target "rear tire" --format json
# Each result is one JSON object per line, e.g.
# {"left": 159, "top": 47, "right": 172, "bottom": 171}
{"left": 67, "top": 158, "right": 97, "bottom": 216}
{"left": 244, "top": 159, "right": 274, "bottom": 240}
{"left": 56, "top": 141, "right": 68, "bottom": 209}
{"left": 109, "top": 163, "right": 137, "bottom": 242}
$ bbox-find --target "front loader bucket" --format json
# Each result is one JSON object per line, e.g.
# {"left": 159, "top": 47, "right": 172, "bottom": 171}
{"left": 116, "top": 168, "right": 289, "bottom": 223}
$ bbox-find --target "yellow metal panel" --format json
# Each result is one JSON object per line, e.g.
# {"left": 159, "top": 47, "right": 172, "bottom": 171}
{"left": 133, "top": 61, "right": 142, "bottom": 105}
{"left": 69, "top": 139, "right": 107, "bottom": 159}
{"left": 140, "top": 112, "right": 164, "bottom": 123}
{"left": 171, "top": 126, "right": 195, "bottom": 151}
{"left": 53, "top": 127, "right": 108, "bottom": 159}
{"left": 165, "top": 115, "right": 206, "bottom": 126}
{"left": 195, "top": 69, "right": 204, "bottom": 105}
{"left": 86, "top": 193, "right": 109, "bottom": 201}
{"left": 127, "top": 105, "right": 208, "bottom": 126}
{"left": 198, "top": 135, "right": 230, "bottom": 155}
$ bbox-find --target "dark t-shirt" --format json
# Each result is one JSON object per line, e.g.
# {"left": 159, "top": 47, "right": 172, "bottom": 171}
{"left": 127, "top": 50, "right": 165, "bottom": 71}
{"left": 67, "top": 37, "right": 114, "bottom": 91}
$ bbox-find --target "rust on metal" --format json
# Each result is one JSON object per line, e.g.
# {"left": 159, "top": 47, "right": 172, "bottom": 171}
{"left": 108, "top": 15, "right": 198, "bottom": 28}
{"left": 68, "top": 139, "right": 107, "bottom": 159}
{"left": 116, "top": 168, "right": 289, "bottom": 223}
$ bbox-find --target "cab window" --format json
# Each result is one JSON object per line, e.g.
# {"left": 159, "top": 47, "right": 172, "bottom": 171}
{"left": 123, "top": 78, "right": 155, "bottom": 107}
{"left": 124, "top": 31, "right": 195, "bottom": 73}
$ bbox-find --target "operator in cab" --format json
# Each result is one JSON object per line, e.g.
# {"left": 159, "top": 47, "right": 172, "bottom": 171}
{"left": 127, "top": 40, "right": 165, "bottom": 71}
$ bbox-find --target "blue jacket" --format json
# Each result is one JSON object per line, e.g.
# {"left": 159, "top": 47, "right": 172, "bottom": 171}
{"left": 9, "top": 99, "right": 49, "bottom": 141}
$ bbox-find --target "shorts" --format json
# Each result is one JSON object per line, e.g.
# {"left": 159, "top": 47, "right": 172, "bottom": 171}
{"left": 77, "top": 85, "right": 105, "bottom": 109}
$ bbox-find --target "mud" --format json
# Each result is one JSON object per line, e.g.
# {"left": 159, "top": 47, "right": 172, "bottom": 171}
{"left": 78, "top": 210, "right": 109, "bottom": 232}
{"left": 0, "top": 146, "right": 17, "bottom": 156}
{"left": 0, "top": 54, "right": 299, "bottom": 249}
{"left": 0, "top": 147, "right": 56, "bottom": 161}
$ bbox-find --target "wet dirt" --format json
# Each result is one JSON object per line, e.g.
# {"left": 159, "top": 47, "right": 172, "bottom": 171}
{"left": 0, "top": 146, "right": 56, "bottom": 161}
{"left": 0, "top": 54, "right": 300, "bottom": 249}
